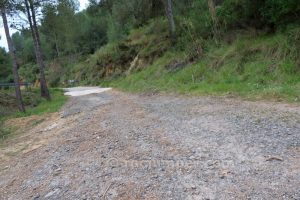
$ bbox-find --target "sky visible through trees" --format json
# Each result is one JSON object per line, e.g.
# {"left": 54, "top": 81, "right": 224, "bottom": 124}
{"left": 0, "top": 0, "right": 89, "bottom": 50}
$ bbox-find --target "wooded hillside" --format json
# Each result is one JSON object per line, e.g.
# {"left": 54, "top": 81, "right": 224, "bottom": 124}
{"left": 1, "top": 0, "right": 300, "bottom": 101}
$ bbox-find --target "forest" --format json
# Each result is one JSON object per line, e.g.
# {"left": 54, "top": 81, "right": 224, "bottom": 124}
{"left": 1, "top": 0, "right": 300, "bottom": 111}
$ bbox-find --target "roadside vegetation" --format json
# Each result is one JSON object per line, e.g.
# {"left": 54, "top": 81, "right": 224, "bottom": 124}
{"left": 66, "top": 0, "right": 300, "bottom": 102}
{"left": 1, "top": 0, "right": 300, "bottom": 112}
{"left": 0, "top": 88, "right": 66, "bottom": 141}
{"left": 108, "top": 24, "right": 300, "bottom": 102}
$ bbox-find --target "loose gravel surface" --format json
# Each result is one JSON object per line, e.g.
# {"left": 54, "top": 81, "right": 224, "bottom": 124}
{"left": 0, "top": 89, "right": 299, "bottom": 200}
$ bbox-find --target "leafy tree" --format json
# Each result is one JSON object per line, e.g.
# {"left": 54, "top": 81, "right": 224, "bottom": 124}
{"left": 0, "top": 47, "right": 12, "bottom": 83}
{"left": 12, "top": 31, "right": 35, "bottom": 63}
{"left": 41, "top": 0, "right": 81, "bottom": 55}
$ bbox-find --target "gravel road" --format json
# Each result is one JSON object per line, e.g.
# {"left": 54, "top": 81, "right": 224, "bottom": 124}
{"left": 0, "top": 89, "right": 299, "bottom": 200}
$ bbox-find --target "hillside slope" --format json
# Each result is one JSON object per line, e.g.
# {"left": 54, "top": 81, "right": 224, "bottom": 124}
{"left": 71, "top": 20, "right": 300, "bottom": 102}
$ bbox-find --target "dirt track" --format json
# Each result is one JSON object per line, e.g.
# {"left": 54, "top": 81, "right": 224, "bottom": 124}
{"left": 0, "top": 89, "right": 300, "bottom": 200}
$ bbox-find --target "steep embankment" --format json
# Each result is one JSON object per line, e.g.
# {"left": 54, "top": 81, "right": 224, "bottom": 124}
{"left": 71, "top": 20, "right": 300, "bottom": 102}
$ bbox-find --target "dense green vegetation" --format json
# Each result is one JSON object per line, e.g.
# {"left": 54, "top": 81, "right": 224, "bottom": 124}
{"left": 1, "top": 0, "right": 300, "bottom": 101}
{"left": 109, "top": 25, "right": 300, "bottom": 102}
{"left": 0, "top": 47, "right": 12, "bottom": 83}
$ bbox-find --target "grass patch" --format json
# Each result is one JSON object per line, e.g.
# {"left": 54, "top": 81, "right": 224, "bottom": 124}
{"left": 0, "top": 123, "right": 11, "bottom": 141}
{"left": 0, "top": 88, "right": 67, "bottom": 141}
{"left": 12, "top": 88, "right": 67, "bottom": 118}
{"left": 108, "top": 27, "right": 300, "bottom": 103}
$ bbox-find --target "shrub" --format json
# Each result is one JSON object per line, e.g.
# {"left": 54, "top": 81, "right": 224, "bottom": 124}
{"left": 262, "top": 0, "right": 300, "bottom": 25}
{"left": 216, "top": 0, "right": 300, "bottom": 29}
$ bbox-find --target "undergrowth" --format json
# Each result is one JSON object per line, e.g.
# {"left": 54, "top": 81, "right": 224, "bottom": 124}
{"left": 71, "top": 18, "right": 171, "bottom": 85}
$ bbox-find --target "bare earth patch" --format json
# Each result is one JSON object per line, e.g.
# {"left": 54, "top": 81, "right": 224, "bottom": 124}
{"left": 0, "top": 89, "right": 299, "bottom": 199}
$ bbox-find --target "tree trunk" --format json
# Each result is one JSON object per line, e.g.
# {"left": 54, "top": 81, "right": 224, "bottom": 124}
{"left": 208, "top": 0, "right": 220, "bottom": 41}
{"left": 54, "top": 33, "right": 60, "bottom": 57}
{"left": 1, "top": 8, "right": 25, "bottom": 112}
{"left": 25, "top": 0, "right": 50, "bottom": 100}
{"left": 162, "top": 0, "right": 176, "bottom": 43}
